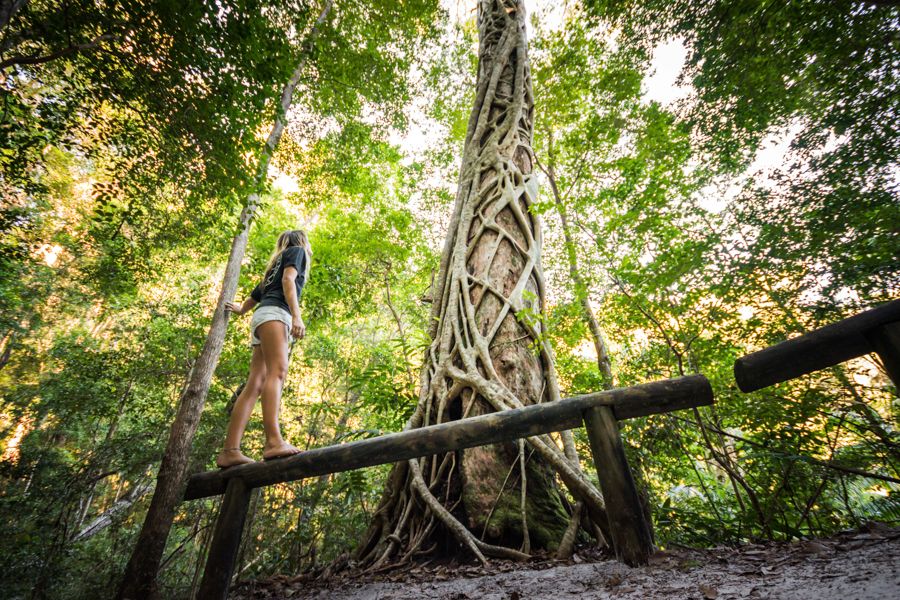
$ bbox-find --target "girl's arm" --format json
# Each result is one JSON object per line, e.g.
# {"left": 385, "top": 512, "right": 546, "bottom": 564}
{"left": 282, "top": 266, "right": 305, "bottom": 339}
{"left": 227, "top": 281, "right": 262, "bottom": 316}
{"left": 225, "top": 297, "right": 258, "bottom": 316}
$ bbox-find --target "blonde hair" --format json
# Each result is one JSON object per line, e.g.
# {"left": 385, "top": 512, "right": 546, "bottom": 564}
{"left": 262, "top": 229, "right": 312, "bottom": 286}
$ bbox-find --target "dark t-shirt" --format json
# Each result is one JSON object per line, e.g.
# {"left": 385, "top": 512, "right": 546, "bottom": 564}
{"left": 250, "top": 246, "right": 308, "bottom": 314}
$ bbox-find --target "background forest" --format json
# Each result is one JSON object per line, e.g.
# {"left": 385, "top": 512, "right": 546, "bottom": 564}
{"left": 1, "top": 0, "right": 898, "bottom": 598}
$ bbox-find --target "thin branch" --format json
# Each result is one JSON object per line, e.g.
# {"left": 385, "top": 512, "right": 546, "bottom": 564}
{"left": 0, "top": 33, "right": 115, "bottom": 69}
{"left": 672, "top": 414, "right": 900, "bottom": 485}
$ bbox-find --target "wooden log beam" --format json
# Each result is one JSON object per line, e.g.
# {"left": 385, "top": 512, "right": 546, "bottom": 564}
{"left": 185, "top": 375, "right": 713, "bottom": 501}
{"left": 865, "top": 321, "right": 900, "bottom": 387}
{"left": 197, "top": 478, "right": 252, "bottom": 600}
{"left": 734, "top": 299, "right": 900, "bottom": 393}
{"left": 584, "top": 405, "right": 654, "bottom": 566}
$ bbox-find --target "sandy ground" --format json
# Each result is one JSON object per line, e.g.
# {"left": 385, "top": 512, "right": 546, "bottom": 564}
{"left": 234, "top": 524, "right": 900, "bottom": 599}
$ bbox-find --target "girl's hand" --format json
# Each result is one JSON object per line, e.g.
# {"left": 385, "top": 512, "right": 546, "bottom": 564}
{"left": 291, "top": 315, "right": 306, "bottom": 340}
{"left": 225, "top": 301, "right": 244, "bottom": 315}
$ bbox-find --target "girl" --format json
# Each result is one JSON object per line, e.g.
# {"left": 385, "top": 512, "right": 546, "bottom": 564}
{"left": 217, "top": 229, "right": 311, "bottom": 468}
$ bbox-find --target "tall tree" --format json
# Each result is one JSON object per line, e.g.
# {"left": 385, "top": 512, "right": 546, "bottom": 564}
{"left": 355, "top": 0, "right": 611, "bottom": 568}
{"left": 114, "top": 9, "right": 334, "bottom": 599}
{"left": 528, "top": 16, "right": 649, "bottom": 388}
{"left": 115, "top": 1, "right": 441, "bottom": 596}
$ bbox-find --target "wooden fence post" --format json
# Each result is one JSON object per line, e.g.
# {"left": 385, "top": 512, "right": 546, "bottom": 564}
{"left": 866, "top": 321, "right": 900, "bottom": 387}
{"left": 197, "top": 477, "right": 252, "bottom": 600}
{"left": 583, "top": 405, "right": 654, "bottom": 566}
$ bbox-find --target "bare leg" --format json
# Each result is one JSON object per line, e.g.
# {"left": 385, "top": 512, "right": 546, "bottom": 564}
{"left": 216, "top": 345, "right": 267, "bottom": 468}
{"left": 257, "top": 320, "right": 301, "bottom": 459}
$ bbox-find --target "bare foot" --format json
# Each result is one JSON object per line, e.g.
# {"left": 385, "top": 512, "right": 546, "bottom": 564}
{"left": 216, "top": 448, "right": 255, "bottom": 469}
{"left": 263, "top": 440, "right": 301, "bottom": 461}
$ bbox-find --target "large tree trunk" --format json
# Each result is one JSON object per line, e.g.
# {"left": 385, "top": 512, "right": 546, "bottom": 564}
{"left": 355, "top": 0, "right": 608, "bottom": 569}
{"left": 115, "top": 6, "right": 332, "bottom": 598}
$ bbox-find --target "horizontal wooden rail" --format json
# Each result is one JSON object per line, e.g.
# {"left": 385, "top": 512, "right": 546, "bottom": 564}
{"left": 190, "top": 375, "right": 714, "bottom": 597}
{"left": 185, "top": 375, "right": 712, "bottom": 501}
{"left": 734, "top": 299, "right": 900, "bottom": 393}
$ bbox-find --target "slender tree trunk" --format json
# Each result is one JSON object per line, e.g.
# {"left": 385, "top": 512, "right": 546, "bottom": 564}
{"left": 72, "top": 481, "right": 154, "bottom": 543}
{"left": 115, "top": 5, "right": 332, "bottom": 597}
{"left": 541, "top": 157, "right": 614, "bottom": 386}
{"left": 74, "top": 381, "right": 133, "bottom": 532}
{"left": 355, "top": 0, "right": 608, "bottom": 568}
{"left": 539, "top": 156, "right": 619, "bottom": 559}
{"left": 0, "top": 0, "right": 27, "bottom": 31}
{"left": 0, "top": 330, "right": 12, "bottom": 370}
{"left": 543, "top": 147, "right": 665, "bottom": 557}
{"left": 115, "top": 206, "right": 256, "bottom": 600}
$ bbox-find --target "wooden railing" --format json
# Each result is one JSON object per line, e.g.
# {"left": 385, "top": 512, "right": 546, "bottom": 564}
{"left": 734, "top": 299, "right": 900, "bottom": 392}
{"left": 184, "top": 375, "right": 714, "bottom": 599}
{"left": 181, "top": 299, "right": 900, "bottom": 599}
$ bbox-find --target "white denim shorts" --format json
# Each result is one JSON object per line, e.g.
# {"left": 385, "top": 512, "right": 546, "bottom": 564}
{"left": 249, "top": 306, "right": 294, "bottom": 347}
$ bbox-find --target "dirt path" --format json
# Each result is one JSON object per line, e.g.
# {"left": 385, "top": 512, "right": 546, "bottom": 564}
{"left": 235, "top": 525, "right": 900, "bottom": 599}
